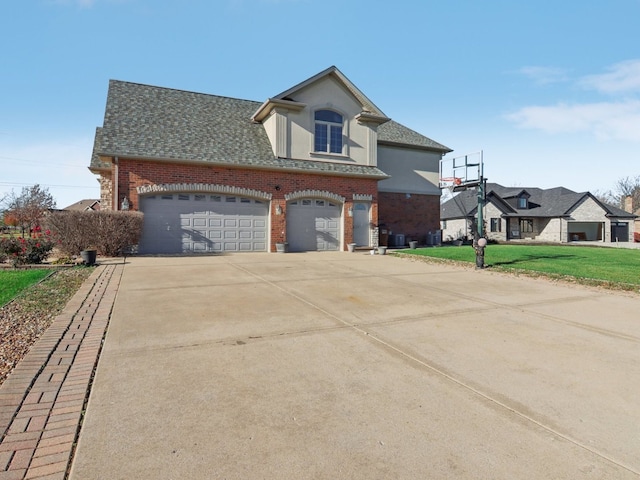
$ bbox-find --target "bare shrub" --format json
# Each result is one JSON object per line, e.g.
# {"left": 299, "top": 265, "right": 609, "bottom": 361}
{"left": 47, "top": 211, "right": 144, "bottom": 257}
{"left": 93, "top": 211, "right": 144, "bottom": 256}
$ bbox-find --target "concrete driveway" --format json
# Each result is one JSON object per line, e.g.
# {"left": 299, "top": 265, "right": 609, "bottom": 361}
{"left": 69, "top": 252, "right": 640, "bottom": 479}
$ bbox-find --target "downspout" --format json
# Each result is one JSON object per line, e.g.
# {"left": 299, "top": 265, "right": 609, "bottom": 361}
{"left": 113, "top": 156, "right": 119, "bottom": 211}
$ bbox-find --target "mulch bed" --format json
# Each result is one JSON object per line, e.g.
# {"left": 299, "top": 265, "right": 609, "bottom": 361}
{"left": 0, "top": 267, "right": 94, "bottom": 386}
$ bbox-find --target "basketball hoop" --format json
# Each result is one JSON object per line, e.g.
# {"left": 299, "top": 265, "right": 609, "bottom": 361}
{"left": 439, "top": 177, "right": 463, "bottom": 189}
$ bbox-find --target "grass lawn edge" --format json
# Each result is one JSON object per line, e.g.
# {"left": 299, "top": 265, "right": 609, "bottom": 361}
{"left": 392, "top": 250, "right": 640, "bottom": 294}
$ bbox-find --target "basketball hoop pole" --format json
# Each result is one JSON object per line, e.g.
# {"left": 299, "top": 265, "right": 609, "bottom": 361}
{"left": 439, "top": 150, "right": 486, "bottom": 268}
{"left": 474, "top": 151, "right": 486, "bottom": 269}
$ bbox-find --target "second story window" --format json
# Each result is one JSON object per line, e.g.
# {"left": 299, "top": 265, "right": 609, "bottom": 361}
{"left": 518, "top": 197, "right": 528, "bottom": 209}
{"left": 314, "top": 110, "right": 343, "bottom": 154}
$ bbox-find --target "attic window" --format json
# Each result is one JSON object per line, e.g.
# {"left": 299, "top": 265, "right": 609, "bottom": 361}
{"left": 518, "top": 197, "right": 528, "bottom": 209}
{"left": 314, "top": 110, "right": 343, "bottom": 154}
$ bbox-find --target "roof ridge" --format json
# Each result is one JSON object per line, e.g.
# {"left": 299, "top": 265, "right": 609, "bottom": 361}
{"left": 108, "top": 79, "right": 262, "bottom": 105}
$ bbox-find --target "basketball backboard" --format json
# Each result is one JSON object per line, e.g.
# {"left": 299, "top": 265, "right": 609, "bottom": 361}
{"left": 439, "top": 151, "right": 483, "bottom": 191}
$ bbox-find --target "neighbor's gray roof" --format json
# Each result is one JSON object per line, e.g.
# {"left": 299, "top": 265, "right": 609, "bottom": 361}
{"left": 90, "top": 80, "right": 448, "bottom": 177}
{"left": 441, "top": 182, "right": 637, "bottom": 219}
{"left": 63, "top": 199, "right": 101, "bottom": 211}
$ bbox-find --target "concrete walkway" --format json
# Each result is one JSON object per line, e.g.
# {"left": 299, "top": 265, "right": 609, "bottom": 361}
{"left": 67, "top": 252, "right": 640, "bottom": 480}
{"left": 0, "top": 262, "right": 123, "bottom": 480}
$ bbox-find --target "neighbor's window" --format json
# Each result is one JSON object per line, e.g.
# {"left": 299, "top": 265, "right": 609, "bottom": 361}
{"left": 490, "top": 218, "right": 501, "bottom": 232}
{"left": 314, "top": 110, "right": 343, "bottom": 154}
{"left": 518, "top": 197, "right": 528, "bottom": 209}
{"left": 520, "top": 218, "right": 534, "bottom": 233}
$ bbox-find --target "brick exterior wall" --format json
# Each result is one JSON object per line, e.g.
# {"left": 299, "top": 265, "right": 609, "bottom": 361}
{"left": 378, "top": 192, "right": 440, "bottom": 245}
{"left": 104, "top": 159, "right": 379, "bottom": 251}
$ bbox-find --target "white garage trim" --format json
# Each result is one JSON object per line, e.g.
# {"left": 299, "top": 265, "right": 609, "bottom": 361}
{"left": 285, "top": 189, "right": 345, "bottom": 204}
{"left": 137, "top": 183, "right": 272, "bottom": 201}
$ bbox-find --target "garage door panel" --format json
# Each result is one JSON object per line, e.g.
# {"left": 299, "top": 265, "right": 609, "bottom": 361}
{"left": 139, "top": 193, "right": 268, "bottom": 254}
{"left": 193, "top": 218, "right": 207, "bottom": 227}
{"left": 192, "top": 242, "right": 208, "bottom": 252}
{"left": 287, "top": 199, "right": 341, "bottom": 252}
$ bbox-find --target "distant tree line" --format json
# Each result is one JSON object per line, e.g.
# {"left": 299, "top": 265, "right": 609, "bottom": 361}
{"left": 594, "top": 175, "right": 640, "bottom": 213}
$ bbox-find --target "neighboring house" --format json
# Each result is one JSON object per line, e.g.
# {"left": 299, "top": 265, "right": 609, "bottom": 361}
{"left": 89, "top": 66, "right": 451, "bottom": 254}
{"left": 63, "top": 199, "right": 101, "bottom": 212}
{"left": 441, "top": 183, "right": 637, "bottom": 243}
{"left": 623, "top": 196, "right": 640, "bottom": 242}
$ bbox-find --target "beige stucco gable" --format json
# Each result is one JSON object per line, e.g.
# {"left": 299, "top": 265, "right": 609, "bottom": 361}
{"left": 252, "top": 67, "right": 390, "bottom": 167}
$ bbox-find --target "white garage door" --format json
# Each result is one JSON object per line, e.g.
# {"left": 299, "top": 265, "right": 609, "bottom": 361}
{"left": 139, "top": 193, "right": 268, "bottom": 254}
{"left": 287, "top": 198, "right": 341, "bottom": 252}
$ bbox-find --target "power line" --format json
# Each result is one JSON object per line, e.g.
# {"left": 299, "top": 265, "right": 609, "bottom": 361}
{"left": 0, "top": 181, "right": 96, "bottom": 189}
{"left": 0, "top": 155, "right": 89, "bottom": 169}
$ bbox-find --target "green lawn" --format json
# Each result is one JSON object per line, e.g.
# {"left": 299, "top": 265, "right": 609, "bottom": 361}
{"left": 397, "top": 244, "right": 640, "bottom": 287}
{"left": 0, "top": 269, "right": 53, "bottom": 305}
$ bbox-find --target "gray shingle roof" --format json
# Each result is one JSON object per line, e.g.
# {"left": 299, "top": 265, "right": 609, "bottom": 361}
{"left": 91, "top": 79, "right": 446, "bottom": 178}
{"left": 90, "top": 127, "right": 110, "bottom": 170}
{"left": 441, "top": 182, "right": 637, "bottom": 219}
{"left": 378, "top": 121, "right": 451, "bottom": 152}
{"left": 95, "top": 81, "right": 275, "bottom": 164}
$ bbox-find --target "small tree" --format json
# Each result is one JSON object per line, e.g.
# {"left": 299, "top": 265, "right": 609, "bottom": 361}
{"left": 2, "top": 185, "right": 56, "bottom": 235}
{"left": 612, "top": 175, "right": 640, "bottom": 212}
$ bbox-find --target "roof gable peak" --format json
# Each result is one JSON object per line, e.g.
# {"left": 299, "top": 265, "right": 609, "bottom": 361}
{"left": 273, "top": 66, "right": 387, "bottom": 118}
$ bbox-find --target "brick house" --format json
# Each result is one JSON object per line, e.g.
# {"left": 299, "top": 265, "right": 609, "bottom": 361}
{"left": 89, "top": 66, "right": 451, "bottom": 253}
{"left": 62, "top": 199, "right": 101, "bottom": 212}
{"left": 441, "top": 183, "right": 637, "bottom": 243}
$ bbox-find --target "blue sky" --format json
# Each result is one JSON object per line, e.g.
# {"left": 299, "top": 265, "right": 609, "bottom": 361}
{"left": 2, "top": 0, "right": 640, "bottom": 208}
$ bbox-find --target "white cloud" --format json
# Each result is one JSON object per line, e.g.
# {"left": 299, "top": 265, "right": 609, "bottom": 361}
{"left": 517, "top": 66, "right": 570, "bottom": 85}
{"left": 49, "top": 0, "right": 130, "bottom": 8}
{"left": 48, "top": 0, "right": 96, "bottom": 7}
{"left": 507, "top": 60, "right": 640, "bottom": 142}
{"left": 506, "top": 100, "right": 640, "bottom": 142}
{"left": 580, "top": 59, "right": 640, "bottom": 94}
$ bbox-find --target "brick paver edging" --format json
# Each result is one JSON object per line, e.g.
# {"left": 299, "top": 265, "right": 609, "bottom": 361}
{"left": 0, "top": 263, "right": 123, "bottom": 480}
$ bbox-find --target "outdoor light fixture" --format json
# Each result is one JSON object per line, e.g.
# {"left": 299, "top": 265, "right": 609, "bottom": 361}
{"left": 275, "top": 205, "right": 282, "bottom": 215}
{"left": 121, "top": 197, "right": 130, "bottom": 210}
{"left": 348, "top": 207, "right": 353, "bottom": 217}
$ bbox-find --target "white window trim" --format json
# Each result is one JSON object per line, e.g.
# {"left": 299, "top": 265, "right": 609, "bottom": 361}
{"left": 310, "top": 107, "right": 349, "bottom": 158}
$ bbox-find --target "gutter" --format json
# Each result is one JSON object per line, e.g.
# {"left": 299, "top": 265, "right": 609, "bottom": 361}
{"left": 113, "top": 156, "right": 119, "bottom": 210}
